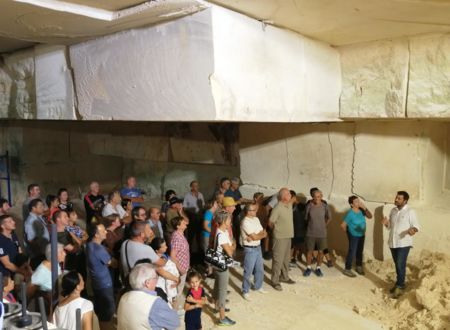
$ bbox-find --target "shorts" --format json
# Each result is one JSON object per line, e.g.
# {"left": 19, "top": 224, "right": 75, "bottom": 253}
{"left": 93, "top": 287, "right": 115, "bottom": 321}
{"left": 305, "top": 237, "right": 327, "bottom": 252}
{"left": 185, "top": 308, "right": 202, "bottom": 330}
{"left": 291, "top": 237, "right": 305, "bottom": 247}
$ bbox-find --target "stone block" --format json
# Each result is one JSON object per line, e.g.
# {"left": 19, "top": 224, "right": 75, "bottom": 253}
{"left": 35, "top": 45, "right": 76, "bottom": 120}
{"left": 211, "top": 6, "right": 341, "bottom": 122}
{"left": 69, "top": 8, "right": 216, "bottom": 121}
{"left": 407, "top": 33, "right": 450, "bottom": 118}
{"left": 340, "top": 39, "right": 409, "bottom": 118}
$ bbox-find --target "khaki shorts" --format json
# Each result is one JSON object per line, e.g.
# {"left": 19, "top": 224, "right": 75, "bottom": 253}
{"left": 305, "top": 237, "right": 327, "bottom": 251}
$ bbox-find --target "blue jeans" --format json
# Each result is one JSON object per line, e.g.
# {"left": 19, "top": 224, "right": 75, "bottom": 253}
{"left": 345, "top": 232, "right": 365, "bottom": 270}
{"left": 390, "top": 247, "right": 411, "bottom": 288}
{"left": 242, "top": 246, "right": 264, "bottom": 294}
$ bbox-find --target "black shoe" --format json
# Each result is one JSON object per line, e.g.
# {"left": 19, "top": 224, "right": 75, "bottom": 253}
{"left": 273, "top": 284, "right": 283, "bottom": 291}
{"left": 355, "top": 266, "right": 365, "bottom": 275}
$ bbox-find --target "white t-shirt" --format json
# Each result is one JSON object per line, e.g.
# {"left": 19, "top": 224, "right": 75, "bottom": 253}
{"left": 156, "top": 258, "right": 179, "bottom": 301}
{"left": 216, "top": 229, "right": 231, "bottom": 254}
{"left": 53, "top": 297, "right": 93, "bottom": 330}
{"left": 241, "top": 216, "right": 263, "bottom": 247}
{"left": 102, "top": 203, "right": 127, "bottom": 219}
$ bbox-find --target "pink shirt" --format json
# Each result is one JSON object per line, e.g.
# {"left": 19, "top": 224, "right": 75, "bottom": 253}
{"left": 171, "top": 231, "right": 190, "bottom": 273}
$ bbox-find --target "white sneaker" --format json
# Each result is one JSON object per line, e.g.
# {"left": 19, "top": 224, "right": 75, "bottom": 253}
{"left": 256, "top": 288, "right": 268, "bottom": 294}
{"left": 242, "top": 293, "right": 252, "bottom": 301}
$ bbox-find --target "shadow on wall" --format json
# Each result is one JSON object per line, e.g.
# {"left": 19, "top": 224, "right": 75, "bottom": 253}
{"left": 373, "top": 206, "right": 385, "bottom": 261}
{"left": 327, "top": 204, "right": 347, "bottom": 257}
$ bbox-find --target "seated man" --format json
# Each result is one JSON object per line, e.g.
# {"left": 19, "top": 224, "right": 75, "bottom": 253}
{"left": 117, "top": 263, "right": 179, "bottom": 330}
{"left": 120, "top": 176, "right": 144, "bottom": 207}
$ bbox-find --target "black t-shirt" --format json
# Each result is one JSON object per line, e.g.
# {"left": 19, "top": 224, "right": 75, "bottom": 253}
{"left": 84, "top": 193, "right": 105, "bottom": 223}
{"left": 0, "top": 232, "right": 20, "bottom": 276}
{"left": 293, "top": 203, "right": 307, "bottom": 238}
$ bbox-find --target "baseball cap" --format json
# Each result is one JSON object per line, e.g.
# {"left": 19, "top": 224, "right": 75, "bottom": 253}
{"left": 222, "top": 197, "right": 237, "bottom": 207}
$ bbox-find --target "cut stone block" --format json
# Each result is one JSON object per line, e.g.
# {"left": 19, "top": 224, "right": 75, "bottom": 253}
{"left": 35, "top": 45, "right": 76, "bottom": 120}
{"left": 339, "top": 39, "right": 409, "bottom": 118}
{"left": 408, "top": 33, "right": 450, "bottom": 118}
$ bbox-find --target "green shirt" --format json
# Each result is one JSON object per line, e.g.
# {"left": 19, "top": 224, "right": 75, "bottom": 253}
{"left": 270, "top": 202, "right": 294, "bottom": 239}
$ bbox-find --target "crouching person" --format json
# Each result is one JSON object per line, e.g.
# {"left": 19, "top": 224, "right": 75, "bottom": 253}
{"left": 117, "top": 263, "right": 180, "bottom": 330}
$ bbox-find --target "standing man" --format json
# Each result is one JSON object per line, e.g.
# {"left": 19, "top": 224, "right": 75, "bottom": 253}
{"left": 117, "top": 263, "right": 180, "bottom": 330}
{"left": 0, "top": 198, "right": 10, "bottom": 215}
{"left": 148, "top": 207, "right": 164, "bottom": 239}
{"left": 22, "top": 183, "right": 44, "bottom": 221}
{"left": 84, "top": 181, "right": 105, "bottom": 225}
{"left": 303, "top": 189, "right": 331, "bottom": 277}
{"left": 24, "top": 199, "right": 49, "bottom": 267}
{"left": 382, "top": 191, "right": 419, "bottom": 299}
{"left": 120, "top": 176, "right": 144, "bottom": 207}
{"left": 183, "top": 180, "right": 205, "bottom": 214}
{"left": 0, "top": 215, "right": 27, "bottom": 277}
{"left": 240, "top": 203, "right": 267, "bottom": 300}
{"left": 86, "top": 222, "right": 116, "bottom": 330}
{"left": 268, "top": 188, "right": 295, "bottom": 291}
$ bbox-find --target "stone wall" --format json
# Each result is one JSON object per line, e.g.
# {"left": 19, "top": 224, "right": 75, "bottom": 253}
{"left": 0, "top": 121, "right": 239, "bottom": 207}
{"left": 339, "top": 33, "right": 450, "bottom": 118}
{"left": 239, "top": 121, "right": 450, "bottom": 259}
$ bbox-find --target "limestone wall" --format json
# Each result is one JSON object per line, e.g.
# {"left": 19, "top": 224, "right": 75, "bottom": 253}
{"left": 239, "top": 121, "right": 450, "bottom": 258}
{"left": 339, "top": 33, "right": 450, "bottom": 118}
{"left": 0, "top": 121, "right": 239, "bottom": 207}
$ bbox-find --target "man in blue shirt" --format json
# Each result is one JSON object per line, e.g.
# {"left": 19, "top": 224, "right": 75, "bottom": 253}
{"left": 86, "top": 222, "right": 117, "bottom": 330}
{"left": 120, "top": 176, "right": 144, "bottom": 207}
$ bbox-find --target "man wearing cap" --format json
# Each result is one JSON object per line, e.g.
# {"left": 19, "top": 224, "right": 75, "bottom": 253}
{"left": 165, "top": 196, "right": 188, "bottom": 239}
{"left": 268, "top": 188, "right": 295, "bottom": 291}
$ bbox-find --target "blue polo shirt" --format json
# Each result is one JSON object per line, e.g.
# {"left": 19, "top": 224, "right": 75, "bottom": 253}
{"left": 344, "top": 209, "right": 366, "bottom": 237}
{"left": 0, "top": 233, "right": 20, "bottom": 276}
{"left": 120, "top": 187, "right": 143, "bottom": 207}
{"left": 86, "top": 241, "right": 112, "bottom": 289}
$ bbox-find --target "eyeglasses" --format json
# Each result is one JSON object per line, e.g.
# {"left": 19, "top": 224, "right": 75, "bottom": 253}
{"left": 248, "top": 209, "right": 257, "bottom": 212}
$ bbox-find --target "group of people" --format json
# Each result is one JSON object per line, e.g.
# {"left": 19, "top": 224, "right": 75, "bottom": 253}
{"left": 0, "top": 174, "right": 420, "bottom": 329}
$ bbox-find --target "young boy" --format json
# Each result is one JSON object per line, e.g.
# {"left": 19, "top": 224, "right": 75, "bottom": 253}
{"left": 184, "top": 270, "right": 206, "bottom": 330}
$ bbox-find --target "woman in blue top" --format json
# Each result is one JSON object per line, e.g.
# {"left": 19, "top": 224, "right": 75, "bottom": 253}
{"left": 341, "top": 196, "right": 372, "bottom": 277}
{"left": 202, "top": 200, "right": 218, "bottom": 277}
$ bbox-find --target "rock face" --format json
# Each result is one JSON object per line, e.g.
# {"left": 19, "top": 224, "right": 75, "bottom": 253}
{"left": 339, "top": 39, "right": 409, "bottom": 118}
{"left": 35, "top": 45, "right": 76, "bottom": 120}
{"left": 408, "top": 33, "right": 450, "bottom": 118}
{"left": 1, "top": 49, "right": 36, "bottom": 119}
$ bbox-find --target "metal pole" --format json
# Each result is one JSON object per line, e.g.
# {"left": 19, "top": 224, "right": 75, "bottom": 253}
{"left": 75, "top": 308, "right": 81, "bottom": 330}
{"left": 38, "top": 297, "right": 49, "bottom": 330}
{"left": 6, "top": 151, "right": 11, "bottom": 205}
{"left": 50, "top": 224, "right": 58, "bottom": 311}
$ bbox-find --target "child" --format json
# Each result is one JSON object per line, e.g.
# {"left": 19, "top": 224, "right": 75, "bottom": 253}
{"left": 150, "top": 237, "right": 180, "bottom": 307}
{"left": 2, "top": 274, "right": 16, "bottom": 303}
{"left": 184, "top": 270, "right": 206, "bottom": 330}
{"left": 66, "top": 210, "right": 88, "bottom": 243}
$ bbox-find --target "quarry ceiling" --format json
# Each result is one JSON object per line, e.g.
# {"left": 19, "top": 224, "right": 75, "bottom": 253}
{"left": 0, "top": 0, "right": 449, "bottom": 53}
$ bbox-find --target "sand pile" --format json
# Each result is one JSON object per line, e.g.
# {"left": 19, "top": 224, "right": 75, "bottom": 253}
{"left": 364, "top": 250, "right": 450, "bottom": 330}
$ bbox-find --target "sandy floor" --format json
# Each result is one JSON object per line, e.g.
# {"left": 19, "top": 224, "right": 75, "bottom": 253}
{"left": 194, "top": 250, "right": 450, "bottom": 330}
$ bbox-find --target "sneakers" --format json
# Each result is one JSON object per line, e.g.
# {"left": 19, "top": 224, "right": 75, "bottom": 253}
{"left": 389, "top": 286, "right": 397, "bottom": 294}
{"left": 303, "top": 268, "right": 312, "bottom": 277}
{"left": 343, "top": 269, "right": 357, "bottom": 278}
{"left": 355, "top": 266, "right": 365, "bottom": 275}
{"left": 315, "top": 268, "right": 324, "bottom": 277}
{"left": 242, "top": 293, "right": 251, "bottom": 301}
{"left": 218, "top": 317, "right": 236, "bottom": 326}
{"left": 256, "top": 288, "right": 268, "bottom": 294}
{"left": 272, "top": 284, "right": 283, "bottom": 291}
{"left": 281, "top": 278, "right": 296, "bottom": 284}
